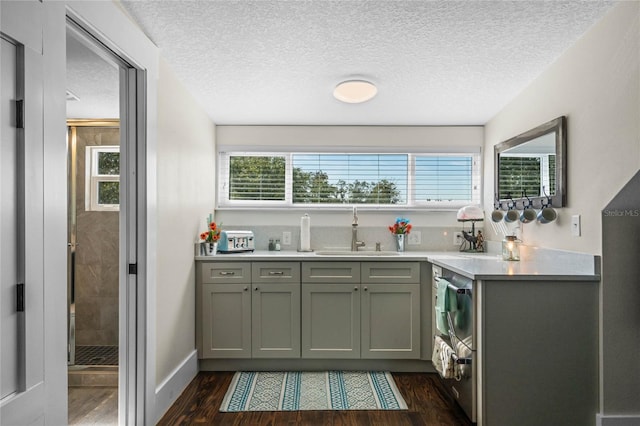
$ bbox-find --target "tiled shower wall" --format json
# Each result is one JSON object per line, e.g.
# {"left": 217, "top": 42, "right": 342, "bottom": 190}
{"left": 74, "top": 127, "right": 119, "bottom": 346}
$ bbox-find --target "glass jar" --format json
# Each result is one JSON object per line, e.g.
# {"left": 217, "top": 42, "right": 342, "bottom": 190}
{"left": 268, "top": 239, "right": 275, "bottom": 251}
{"left": 502, "top": 235, "right": 520, "bottom": 261}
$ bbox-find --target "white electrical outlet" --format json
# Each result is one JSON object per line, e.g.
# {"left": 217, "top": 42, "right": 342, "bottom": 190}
{"left": 453, "top": 231, "right": 463, "bottom": 245}
{"left": 282, "top": 231, "right": 291, "bottom": 246}
{"left": 408, "top": 231, "right": 422, "bottom": 245}
{"left": 282, "top": 231, "right": 292, "bottom": 245}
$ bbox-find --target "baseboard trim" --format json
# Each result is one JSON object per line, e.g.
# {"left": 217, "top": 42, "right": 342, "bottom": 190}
{"left": 596, "top": 414, "right": 640, "bottom": 426}
{"left": 154, "top": 350, "right": 198, "bottom": 423}
{"left": 198, "top": 358, "right": 434, "bottom": 372}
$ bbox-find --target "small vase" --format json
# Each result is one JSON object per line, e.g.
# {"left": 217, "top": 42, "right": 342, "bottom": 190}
{"left": 203, "top": 242, "right": 218, "bottom": 256}
{"left": 395, "top": 234, "right": 405, "bottom": 252}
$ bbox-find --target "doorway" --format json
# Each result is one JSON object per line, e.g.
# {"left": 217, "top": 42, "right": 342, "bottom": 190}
{"left": 65, "top": 17, "right": 143, "bottom": 424}
{"left": 66, "top": 25, "right": 121, "bottom": 425}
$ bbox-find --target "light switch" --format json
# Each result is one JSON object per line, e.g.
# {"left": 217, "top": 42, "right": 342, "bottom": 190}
{"left": 571, "top": 215, "right": 581, "bottom": 237}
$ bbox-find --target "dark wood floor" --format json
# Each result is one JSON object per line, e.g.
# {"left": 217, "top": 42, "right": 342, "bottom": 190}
{"left": 158, "top": 372, "right": 472, "bottom": 426}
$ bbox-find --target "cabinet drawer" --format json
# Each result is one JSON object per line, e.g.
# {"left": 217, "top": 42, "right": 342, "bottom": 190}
{"left": 361, "top": 262, "right": 420, "bottom": 284}
{"left": 200, "top": 262, "right": 251, "bottom": 284}
{"left": 252, "top": 262, "right": 300, "bottom": 283}
{"left": 302, "top": 262, "right": 360, "bottom": 283}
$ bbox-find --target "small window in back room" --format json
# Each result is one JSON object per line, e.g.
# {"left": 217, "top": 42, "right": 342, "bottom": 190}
{"left": 86, "top": 145, "right": 120, "bottom": 211}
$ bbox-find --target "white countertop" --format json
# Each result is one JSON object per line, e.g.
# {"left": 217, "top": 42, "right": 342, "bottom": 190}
{"left": 195, "top": 247, "right": 600, "bottom": 281}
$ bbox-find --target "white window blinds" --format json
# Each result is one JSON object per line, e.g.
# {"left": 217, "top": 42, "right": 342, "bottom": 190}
{"left": 218, "top": 150, "right": 480, "bottom": 209}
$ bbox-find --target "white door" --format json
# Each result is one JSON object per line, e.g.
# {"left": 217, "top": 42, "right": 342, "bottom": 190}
{"left": 1, "top": 3, "right": 47, "bottom": 424}
{"left": 1, "top": 35, "right": 22, "bottom": 405}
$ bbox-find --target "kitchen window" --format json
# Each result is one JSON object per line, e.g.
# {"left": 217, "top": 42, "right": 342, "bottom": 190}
{"left": 85, "top": 145, "right": 120, "bottom": 211}
{"left": 218, "top": 150, "right": 480, "bottom": 209}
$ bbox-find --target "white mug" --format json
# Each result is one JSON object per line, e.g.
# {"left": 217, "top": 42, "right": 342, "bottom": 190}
{"left": 491, "top": 210, "right": 505, "bottom": 222}
{"left": 520, "top": 208, "right": 537, "bottom": 223}
{"left": 504, "top": 209, "right": 519, "bottom": 223}
{"left": 537, "top": 207, "right": 557, "bottom": 224}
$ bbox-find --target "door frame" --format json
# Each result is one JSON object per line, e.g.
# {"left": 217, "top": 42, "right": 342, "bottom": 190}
{"left": 65, "top": 4, "right": 158, "bottom": 423}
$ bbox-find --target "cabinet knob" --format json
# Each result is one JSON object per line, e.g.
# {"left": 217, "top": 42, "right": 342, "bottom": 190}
{"left": 363, "top": 287, "right": 368, "bottom": 291}
{"left": 243, "top": 287, "right": 248, "bottom": 291}
{"left": 354, "top": 286, "right": 358, "bottom": 291}
{"left": 254, "top": 286, "right": 259, "bottom": 291}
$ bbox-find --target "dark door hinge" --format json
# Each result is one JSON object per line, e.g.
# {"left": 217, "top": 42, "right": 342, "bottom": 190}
{"left": 128, "top": 263, "right": 137, "bottom": 275}
{"left": 16, "top": 100, "right": 24, "bottom": 129}
{"left": 17, "top": 283, "right": 25, "bottom": 312}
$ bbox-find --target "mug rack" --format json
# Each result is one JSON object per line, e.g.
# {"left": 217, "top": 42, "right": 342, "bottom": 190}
{"left": 493, "top": 190, "right": 557, "bottom": 224}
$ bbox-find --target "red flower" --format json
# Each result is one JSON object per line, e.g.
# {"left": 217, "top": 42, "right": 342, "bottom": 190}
{"left": 200, "top": 220, "right": 222, "bottom": 243}
{"left": 389, "top": 217, "right": 411, "bottom": 234}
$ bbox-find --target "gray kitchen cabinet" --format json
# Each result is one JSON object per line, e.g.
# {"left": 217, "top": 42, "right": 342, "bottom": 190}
{"left": 361, "top": 283, "right": 420, "bottom": 359}
{"left": 200, "top": 261, "right": 251, "bottom": 284}
{"left": 301, "top": 261, "right": 360, "bottom": 283}
{"left": 361, "top": 262, "right": 420, "bottom": 359}
{"left": 201, "top": 283, "right": 251, "bottom": 358}
{"left": 251, "top": 262, "right": 301, "bottom": 358}
{"left": 301, "top": 261, "right": 420, "bottom": 359}
{"left": 301, "top": 283, "right": 361, "bottom": 358}
{"left": 199, "top": 262, "right": 253, "bottom": 358}
{"left": 198, "top": 261, "right": 301, "bottom": 359}
{"left": 477, "top": 278, "right": 599, "bottom": 426}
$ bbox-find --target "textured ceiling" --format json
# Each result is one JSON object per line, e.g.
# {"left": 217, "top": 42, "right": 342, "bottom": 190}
{"left": 66, "top": 29, "right": 120, "bottom": 119}
{"left": 109, "top": 1, "right": 615, "bottom": 125}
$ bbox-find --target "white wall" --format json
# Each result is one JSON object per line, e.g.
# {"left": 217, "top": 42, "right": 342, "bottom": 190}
{"left": 483, "top": 1, "right": 640, "bottom": 255}
{"left": 216, "top": 125, "right": 483, "bottom": 229}
{"left": 156, "top": 57, "right": 215, "bottom": 385}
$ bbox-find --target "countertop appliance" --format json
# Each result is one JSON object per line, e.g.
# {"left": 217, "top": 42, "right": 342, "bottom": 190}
{"left": 432, "top": 264, "right": 476, "bottom": 423}
{"left": 217, "top": 230, "right": 255, "bottom": 253}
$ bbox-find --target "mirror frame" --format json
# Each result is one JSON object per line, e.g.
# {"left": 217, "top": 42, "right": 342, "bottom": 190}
{"left": 494, "top": 116, "right": 567, "bottom": 209}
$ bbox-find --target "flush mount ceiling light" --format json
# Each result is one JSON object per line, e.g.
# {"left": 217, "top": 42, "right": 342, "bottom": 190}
{"left": 333, "top": 80, "right": 377, "bottom": 104}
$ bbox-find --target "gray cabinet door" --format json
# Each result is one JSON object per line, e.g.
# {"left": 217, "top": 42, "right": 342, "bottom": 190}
{"left": 301, "top": 283, "right": 360, "bottom": 358}
{"left": 252, "top": 282, "right": 300, "bottom": 358}
{"left": 361, "top": 283, "right": 421, "bottom": 359}
{"left": 201, "top": 283, "right": 251, "bottom": 358}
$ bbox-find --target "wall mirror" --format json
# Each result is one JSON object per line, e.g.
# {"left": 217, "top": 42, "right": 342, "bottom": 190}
{"left": 494, "top": 116, "right": 567, "bottom": 209}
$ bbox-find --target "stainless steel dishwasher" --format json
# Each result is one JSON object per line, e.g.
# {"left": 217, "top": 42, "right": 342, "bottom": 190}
{"left": 432, "top": 264, "right": 476, "bottom": 423}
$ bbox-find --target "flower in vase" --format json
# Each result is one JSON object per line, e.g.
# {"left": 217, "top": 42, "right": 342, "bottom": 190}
{"left": 388, "top": 217, "right": 412, "bottom": 234}
{"left": 200, "top": 220, "right": 222, "bottom": 243}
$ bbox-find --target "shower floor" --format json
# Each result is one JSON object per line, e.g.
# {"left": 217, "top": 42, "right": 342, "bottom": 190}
{"left": 75, "top": 345, "right": 118, "bottom": 366}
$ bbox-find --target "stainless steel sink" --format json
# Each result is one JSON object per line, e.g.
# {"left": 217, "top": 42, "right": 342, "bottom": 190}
{"left": 314, "top": 250, "right": 400, "bottom": 256}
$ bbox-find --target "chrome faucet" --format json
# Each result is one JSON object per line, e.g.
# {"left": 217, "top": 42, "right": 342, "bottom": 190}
{"left": 351, "top": 207, "right": 365, "bottom": 251}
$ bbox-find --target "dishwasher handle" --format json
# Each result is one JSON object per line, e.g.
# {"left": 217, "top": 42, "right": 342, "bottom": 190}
{"left": 434, "top": 276, "right": 472, "bottom": 294}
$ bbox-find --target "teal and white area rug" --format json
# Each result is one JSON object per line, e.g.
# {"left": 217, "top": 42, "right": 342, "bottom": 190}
{"left": 220, "top": 371, "right": 408, "bottom": 412}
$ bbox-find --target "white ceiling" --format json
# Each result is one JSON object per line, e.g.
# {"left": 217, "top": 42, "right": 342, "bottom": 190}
{"left": 66, "top": 29, "right": 120, "bottom": 119}
{"left": 79, "top": 0, "right": 615, "bottom": 125}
